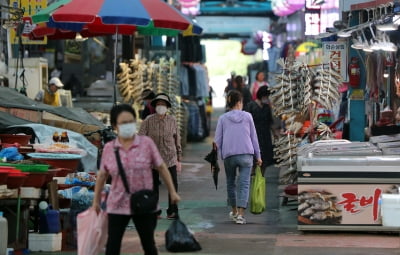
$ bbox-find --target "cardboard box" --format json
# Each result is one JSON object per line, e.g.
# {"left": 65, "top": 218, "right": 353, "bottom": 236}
{"left": 29, "top": 233, "right": 62, "bottom": 252}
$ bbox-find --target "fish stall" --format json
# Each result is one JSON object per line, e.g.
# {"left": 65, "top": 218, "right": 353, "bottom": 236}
{"left": 297, "top": 138, "right": 400, "bottom": 231}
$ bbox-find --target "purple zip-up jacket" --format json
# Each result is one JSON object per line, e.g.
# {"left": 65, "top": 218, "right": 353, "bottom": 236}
{"left": 214, "top": 110, "right": 261, "bottom": 160}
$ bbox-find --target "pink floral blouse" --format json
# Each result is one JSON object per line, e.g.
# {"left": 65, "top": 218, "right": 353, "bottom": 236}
{"left": 100, "top": 135, "right": 164, "bottom": 215}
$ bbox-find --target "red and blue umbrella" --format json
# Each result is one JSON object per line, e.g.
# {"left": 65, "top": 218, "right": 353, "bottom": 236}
{"left": 31, "top": 0, "right": 202, "bottom": 36}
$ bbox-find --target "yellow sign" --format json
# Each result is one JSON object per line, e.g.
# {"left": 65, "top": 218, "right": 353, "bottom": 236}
{"left": 9, "top": 0, "right": 47, "bottom": 45}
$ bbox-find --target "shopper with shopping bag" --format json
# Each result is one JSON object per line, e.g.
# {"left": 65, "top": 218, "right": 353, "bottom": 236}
{"left": 91, "top": 104, "right": 180, "bottom": 255}
{"left": 250, "top": 165, "right": 266, "bottom": 214}
{"left": 214, "top": 90, "right": 262, "bottom": 224}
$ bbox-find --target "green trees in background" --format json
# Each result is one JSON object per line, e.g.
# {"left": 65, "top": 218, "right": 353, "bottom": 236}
{"left": 203, "top": 39, "right": 262, "bottom": 78}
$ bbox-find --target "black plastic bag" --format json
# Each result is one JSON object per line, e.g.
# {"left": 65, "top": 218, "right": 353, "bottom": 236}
{"left": 165, "top": 219, "right": 201, "bottom": 252}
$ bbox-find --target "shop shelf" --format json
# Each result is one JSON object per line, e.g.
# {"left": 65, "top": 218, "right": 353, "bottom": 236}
{"left": 0, "top": 162, "right": 49, "bottom": 172}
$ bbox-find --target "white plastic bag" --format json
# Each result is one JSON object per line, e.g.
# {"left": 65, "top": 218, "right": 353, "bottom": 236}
{"left": 77, "top": 208, "right": 108, "bottom": 255}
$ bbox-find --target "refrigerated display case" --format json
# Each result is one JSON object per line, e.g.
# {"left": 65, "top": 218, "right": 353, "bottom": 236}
{"left": 297, "top": 141, "right": 400, "bottom": 231}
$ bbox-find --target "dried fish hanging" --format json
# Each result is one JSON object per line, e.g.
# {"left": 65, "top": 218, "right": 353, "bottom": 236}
{"left": 116, "top": 56, "right": 188, "bottom": 149}
{"left": 270, "top": 58, "right": 343, "bottom": 184}
{"left": 269, "top": 58, "right": 306, "bottom": 179}
{"left": 116, "top": 62, "right": 132, "bottom": 101}
{"left": 274, "top": 134, "right": 302, "bottom": 184}
{"left": 153, "top": 58, "right": 180, "bottom": 113}
{"left": 311, "top": 64, "right": 342, "bottom": 110}
{"left": 117, "top": 59, "right": 152, "bottom": 117}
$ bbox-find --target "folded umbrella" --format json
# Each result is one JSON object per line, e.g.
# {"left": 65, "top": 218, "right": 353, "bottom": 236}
{"left": 204, "top": 143, "right": 220, "bottom": 190}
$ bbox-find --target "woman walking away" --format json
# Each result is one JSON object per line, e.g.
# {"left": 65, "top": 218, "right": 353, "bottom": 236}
{"left": 92, "top": 104, "right": 180, "bottom": 255}
{"left": 235, "top": 75, "right": 252, "bottom": 109}
{"left": 214, "top": 90, "right": 262, "bottom": 225}
{"left": 138, "top": 93, "right": 182, "bottom": 220}
{"left": 245, "top": 86, "right": 275, "bottom": 174}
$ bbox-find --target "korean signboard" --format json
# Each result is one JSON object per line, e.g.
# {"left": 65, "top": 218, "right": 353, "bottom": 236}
{"left": 298, "top": 184, "right": 399, "bottom": 225}
{"left": 322, "top": 42, "right": 349, "bottom": 82}
{"left": 304, "top": 0, "right": 321, "bottom": 36}
{"left": 9, "top": 0, "right": 47, "bottom": 45}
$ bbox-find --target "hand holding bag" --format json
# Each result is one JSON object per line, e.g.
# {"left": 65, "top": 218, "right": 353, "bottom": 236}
{"left": 250, "top": 165, "right": 266, "bottom": 214}
{"left": 114, "top": 147, "right": 158, "bottom": 215}
{"left": 165, "top": 218, "right": 202, "bottom": 252}
{"left": 77, "top": 208, "right": 108, "bottom": 255}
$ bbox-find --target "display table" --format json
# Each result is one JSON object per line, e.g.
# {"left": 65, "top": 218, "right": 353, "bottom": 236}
{"left": 298, "top": 155, "right": 400, "bottom": 232}
{"left": 0, "top": 198, "right": 32, "bottom": 250}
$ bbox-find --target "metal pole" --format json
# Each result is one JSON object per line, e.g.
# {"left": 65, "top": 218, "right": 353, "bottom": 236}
{"left": 16, "top": 188, "right": 21, "bottom": 243}
{"left": 113, "top": 27, "right": 118, "bottom": 105}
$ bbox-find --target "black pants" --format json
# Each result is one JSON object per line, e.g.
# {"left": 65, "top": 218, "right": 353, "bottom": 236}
{"left": 152, "top": 165, "right": 178, "bottom": 215}
{"left": 106, "top": 213, "right": 158, "bottom": 255}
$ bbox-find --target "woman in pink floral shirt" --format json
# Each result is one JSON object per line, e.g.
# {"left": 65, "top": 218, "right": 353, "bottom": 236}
{"left": 92, "top": 104, "right": 180, "bottom": 255}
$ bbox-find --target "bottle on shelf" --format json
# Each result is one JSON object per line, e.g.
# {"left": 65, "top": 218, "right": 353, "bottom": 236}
{"left": 52, "top": 132, "right": 60, "bottom": 143}
{"left": 60, "top": 131, "right": 69, "bottom": 143}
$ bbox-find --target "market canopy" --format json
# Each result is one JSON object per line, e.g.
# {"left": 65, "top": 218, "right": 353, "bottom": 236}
{"left": 0, "top": 87, "right": 104, "bottom": 132}
{"left": 0, "top": 111, "right": 32, "bottom": 129}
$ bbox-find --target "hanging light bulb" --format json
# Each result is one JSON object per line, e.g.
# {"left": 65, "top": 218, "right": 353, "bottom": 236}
{"left": 337, "top": 29, "right": 353, "bottom": 38}
{"left": 361, "top": 29, "right": 373, "bottom": 52}
{"left": 381, "top": 33, "right": 398, "bottom": 52}
{"left": 383, "top": 70, "right": 389, "bottom": 78}
{"left": 376, "top": 17, "right": 399, "bottom": 31}
{"left": 351, "top": 32, "right": 364, "bottom": 49}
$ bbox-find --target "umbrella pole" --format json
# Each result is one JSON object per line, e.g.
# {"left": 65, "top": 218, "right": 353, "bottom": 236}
{"left": 113, "top": 28, "right": 118, "bottom": 105}
{"left": 16, "top": 188, "right": 21, "bottom": 243}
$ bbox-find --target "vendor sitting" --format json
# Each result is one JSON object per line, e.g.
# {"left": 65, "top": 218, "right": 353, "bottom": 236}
{"left": 35, "top": 77, "right": 64, "bottom": 107}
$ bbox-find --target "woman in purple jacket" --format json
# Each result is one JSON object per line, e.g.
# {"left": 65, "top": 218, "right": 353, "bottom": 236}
{"left": 214, "top": 90, "right": 262, "bottom": 225}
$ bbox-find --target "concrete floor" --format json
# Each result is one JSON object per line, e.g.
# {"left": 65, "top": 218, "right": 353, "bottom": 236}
{"left": 31, "top": 107, "right": 400, "bottom": 255}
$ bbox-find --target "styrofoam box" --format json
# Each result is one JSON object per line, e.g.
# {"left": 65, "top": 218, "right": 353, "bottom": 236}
{"left": 29, "top": 233, "right": 62, "bottom": 252}
{"left": 381, "top": 194, "right": 400, "bottom": 227}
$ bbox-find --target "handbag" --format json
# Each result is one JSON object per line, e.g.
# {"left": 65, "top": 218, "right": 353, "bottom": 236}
{"left": 114, "top": 147, "right": 158, "bottom": 215}
{"left": 250, "top": 165, "right": 266, "bottom": 214}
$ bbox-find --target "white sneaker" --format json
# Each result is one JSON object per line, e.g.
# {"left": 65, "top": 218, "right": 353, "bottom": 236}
{"left": 229, "top": 212, "right": 238, "bottom": 222}
{"left": 235, "top": 215, "right": 246, "bottom": 224}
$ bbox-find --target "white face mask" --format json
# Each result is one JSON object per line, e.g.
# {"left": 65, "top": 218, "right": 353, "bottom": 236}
{"left": 155, "top": 105, "right": 168, "bottom": 115}
{"left": 118, "top": 123, "right": 136, "bottom": 138}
